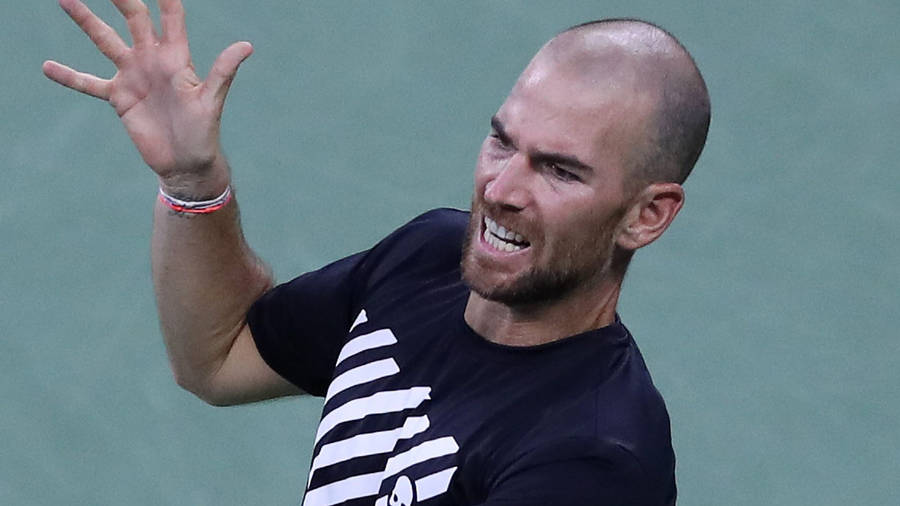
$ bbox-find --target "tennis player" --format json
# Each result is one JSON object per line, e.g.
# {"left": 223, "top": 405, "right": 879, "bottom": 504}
{"left": 45, "top": 1, "right": 709, "bottom": 504}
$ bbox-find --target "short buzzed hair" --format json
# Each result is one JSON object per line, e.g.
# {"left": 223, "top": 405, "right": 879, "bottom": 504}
{"left": 562, "top": 19, "right": 711, "bottom": 188}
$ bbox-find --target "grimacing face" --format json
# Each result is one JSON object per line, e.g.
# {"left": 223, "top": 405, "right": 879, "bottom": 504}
{"left": 460, "top": 57, "right": 652, "bottom": 306}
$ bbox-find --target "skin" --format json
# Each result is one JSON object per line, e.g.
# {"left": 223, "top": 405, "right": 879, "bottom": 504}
{"left": 44, "top": 0, "right": 299, "bottom": 405}
{"left": 44, "top": 1, "right": 686, "bottom": 402}
{"left": 462, "top": 29, "right": 687, "bottom": 346}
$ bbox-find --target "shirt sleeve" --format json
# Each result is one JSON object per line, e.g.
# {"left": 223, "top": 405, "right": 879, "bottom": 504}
{"left": 247, "top": 249, "right": 370, "bottom": 396}
{"left": 246, "top": 208, "right": 470, "bottom": 397}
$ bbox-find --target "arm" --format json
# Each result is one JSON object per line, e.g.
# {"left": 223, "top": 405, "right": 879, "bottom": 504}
{"left": 43, "top": 0, "right": 300, "bottom": 404}
{"left": 151, "top": 169, "right": 302, "bottom": 406}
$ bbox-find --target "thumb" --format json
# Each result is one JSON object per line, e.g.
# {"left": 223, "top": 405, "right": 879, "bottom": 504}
{"left": 204, "top": 41, "right": 253, "bottom": 103}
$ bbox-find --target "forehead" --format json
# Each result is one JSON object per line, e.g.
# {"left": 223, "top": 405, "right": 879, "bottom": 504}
{"left": 496, "top": 58, "right": 655, "bottom": 172}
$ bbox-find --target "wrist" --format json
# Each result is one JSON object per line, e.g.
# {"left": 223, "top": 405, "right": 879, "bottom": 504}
{"left": 159, "top": 185, "right": 232, "bottom": 214}
{"left": 158, "top": 154, "right": 231, "bottom": 200}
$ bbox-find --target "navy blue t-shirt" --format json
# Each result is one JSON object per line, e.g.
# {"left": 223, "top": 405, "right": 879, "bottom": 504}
{"left": 247, "top": 208, "right": 676, "bottom": 505}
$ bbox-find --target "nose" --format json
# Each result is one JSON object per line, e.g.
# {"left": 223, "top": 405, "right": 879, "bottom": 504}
{"left": 483, "top": 152, "right": 531, "bottom": 211}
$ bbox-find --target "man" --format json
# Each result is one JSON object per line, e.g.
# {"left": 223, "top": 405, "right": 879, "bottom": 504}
{"left": 44, "top": 0, "right": 709, "bottom": 504}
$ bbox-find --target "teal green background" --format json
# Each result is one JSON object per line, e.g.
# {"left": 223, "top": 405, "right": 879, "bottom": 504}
{"left": 3, "top": 1, "right": 898, "bottom": 504}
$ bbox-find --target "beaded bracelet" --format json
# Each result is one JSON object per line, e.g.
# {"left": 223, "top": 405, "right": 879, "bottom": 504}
{"left": 158, "top": 185, "right": 232, "bottom": 214}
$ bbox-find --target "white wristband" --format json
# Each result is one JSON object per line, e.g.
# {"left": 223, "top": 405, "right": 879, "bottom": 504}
{"left": 158, "top": 185, "right": 232, "bottom": 214}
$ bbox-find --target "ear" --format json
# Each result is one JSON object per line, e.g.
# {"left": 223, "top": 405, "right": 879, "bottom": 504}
{"left": 616, "top": 182, "right": 685, "bottom": 251}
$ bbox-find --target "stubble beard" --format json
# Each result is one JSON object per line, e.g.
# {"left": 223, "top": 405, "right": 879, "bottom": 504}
{"left": 460, "top": 208, "right": 622, "bottom": 307}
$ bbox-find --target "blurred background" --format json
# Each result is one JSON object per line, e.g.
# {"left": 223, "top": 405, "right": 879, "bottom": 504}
{"left": 2, "top": 1, "right": 898, "bottom": 504}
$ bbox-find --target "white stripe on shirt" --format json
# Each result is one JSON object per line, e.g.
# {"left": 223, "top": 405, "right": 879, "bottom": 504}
{"left": 308, "top": 415, "right": 430, "bottom": 486}
{"left": 324, "top": 358, "right": 400, "bottom": 403}
{"left": 382, "top": 436, "right": 459, "bottom": 479}
{"left": 335, "top": 328, "right": 397, "bottom": 366}
{"left": 314, "top": 387, "right": 431, "bottom": 445}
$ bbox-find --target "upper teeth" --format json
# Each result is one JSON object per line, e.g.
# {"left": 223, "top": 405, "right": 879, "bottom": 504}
{"left": 483, "top": 216, "right": 528, "bottom": 252}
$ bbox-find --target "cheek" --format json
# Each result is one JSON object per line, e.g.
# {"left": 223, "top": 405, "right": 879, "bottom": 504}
{"left": 542, "top": 201, "right": 615, "bottom": 248}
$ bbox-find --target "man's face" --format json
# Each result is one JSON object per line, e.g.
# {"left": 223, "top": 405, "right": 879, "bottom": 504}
{"left": 461, "top": 56, "right": 652, "bottom": 306}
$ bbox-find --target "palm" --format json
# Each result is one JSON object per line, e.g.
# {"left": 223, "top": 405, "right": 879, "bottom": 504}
{"left": 43, "top": 0, "right": 252, "bottom": 179}
{"left": 111, "top": 44, "right": 210, "bottom": 175}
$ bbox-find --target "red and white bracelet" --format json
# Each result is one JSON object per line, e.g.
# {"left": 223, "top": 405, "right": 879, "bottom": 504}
{"left": 158, "top": 185, "right": 232, "bottom": 214}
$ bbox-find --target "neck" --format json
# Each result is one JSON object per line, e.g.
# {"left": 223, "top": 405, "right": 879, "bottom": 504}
{"left": 464, "top": 279, "right": 622, "bottom": 347}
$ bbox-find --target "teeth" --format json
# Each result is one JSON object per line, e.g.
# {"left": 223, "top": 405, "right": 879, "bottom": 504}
{"left": 486, "top": 217, "right": 498, "bottom": 234}
{"left": 482, "top": 215, "right": 529, "bottom": 252}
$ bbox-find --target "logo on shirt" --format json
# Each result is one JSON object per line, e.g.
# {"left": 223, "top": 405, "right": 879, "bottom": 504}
{"left": 389, "top": 475, "right": 413, "bottom": 506}
{"left": 303, "top": 310, "right": 459, "bottom": 506}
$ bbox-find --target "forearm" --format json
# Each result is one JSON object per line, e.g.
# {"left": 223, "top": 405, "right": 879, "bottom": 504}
{"left": 151, "top": 159, "right": 272, "bottom": 399}
{"left": 46, "top": 0, "right": 278, "bottom": 403}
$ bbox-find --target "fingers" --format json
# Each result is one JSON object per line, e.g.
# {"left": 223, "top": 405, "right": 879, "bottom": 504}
{"left": 158, "top": 0, "right": 187, "bottom": 44}
{"left": 43, "top": 60, "right": 113, "bottom": 101}
{"left": 110, "top": 0, "right": 157, "bottom": 48}
{"left": 204, "top": 42, "right": 253, "bottom": 103}
{"left": 58, "top": 0, "right": 128, "bottom": 65}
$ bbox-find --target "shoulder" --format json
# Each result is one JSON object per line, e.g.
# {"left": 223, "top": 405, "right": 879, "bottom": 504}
{"left": 380, "top": 208, "right": 469, "bottom": 252}
{"left": 596, "top": 332, "right": 673, "bottom": 457}
{"left": 360, "top": 208, "right": 470, "bottom": 286}
{"left": 586, "top": 331, "right": 676, "bottom": 494}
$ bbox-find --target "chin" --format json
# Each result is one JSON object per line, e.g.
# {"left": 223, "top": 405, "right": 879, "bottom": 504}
{"left": 461, "top": 248, "right": 581, "bottom": 308}
{"left": 468, "top": 268, "right": 583, "bottom": 307}
{"left": 461, "top": 209, "right": 579, "bottom": 306}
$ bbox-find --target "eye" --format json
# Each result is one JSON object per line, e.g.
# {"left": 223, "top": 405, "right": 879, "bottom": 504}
{"left": 489, "top": 131, "right": 513, "bottom": 151}
{"left": 547, "top": 162, "right": 581, "bottom": 182}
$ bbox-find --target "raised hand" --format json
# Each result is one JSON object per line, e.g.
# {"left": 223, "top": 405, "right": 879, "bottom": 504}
{"left": 43, "top": 0, "right": 252, "bottom": 184}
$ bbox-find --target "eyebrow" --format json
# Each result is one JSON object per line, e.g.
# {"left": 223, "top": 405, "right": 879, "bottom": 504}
{"left": 490, "top": 115, "right": 596, "bottom": 175}
{"left": 490, "top": 116, "right": 514, "bottom": 147}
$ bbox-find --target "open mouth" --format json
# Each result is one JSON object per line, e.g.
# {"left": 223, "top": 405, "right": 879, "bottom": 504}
{"left": 483, "top": 216, "right": 531, "bottom": 252}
